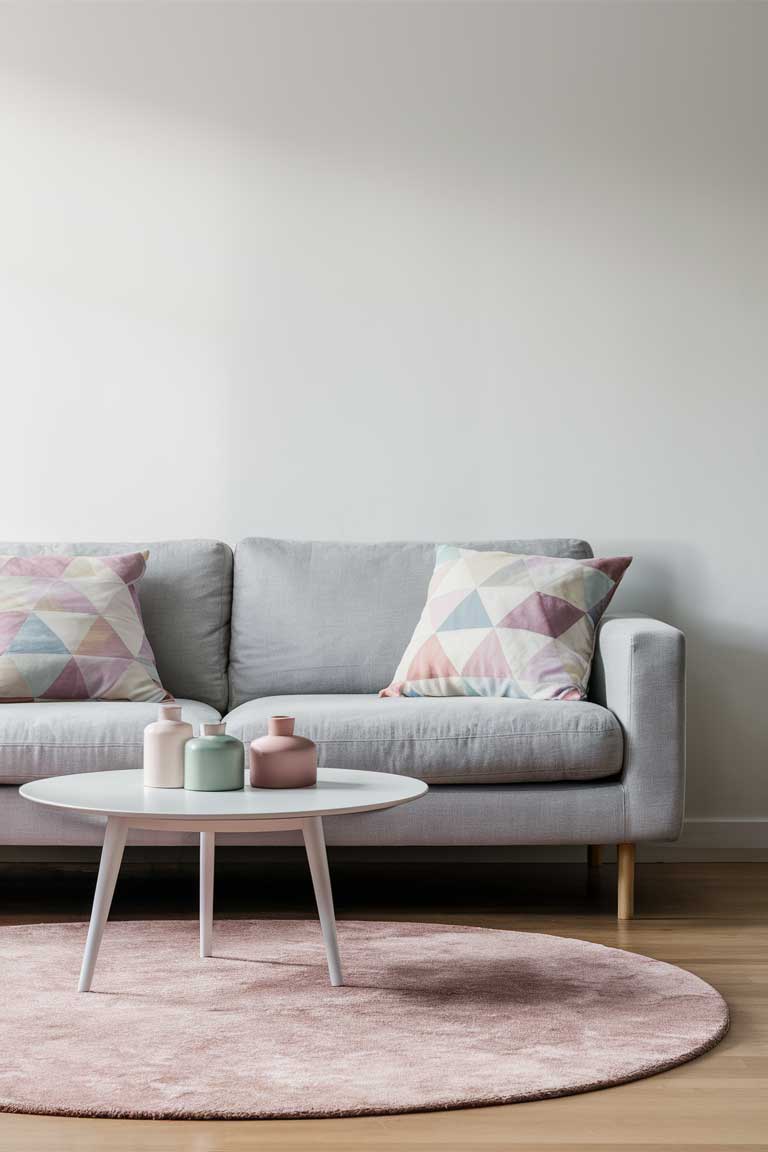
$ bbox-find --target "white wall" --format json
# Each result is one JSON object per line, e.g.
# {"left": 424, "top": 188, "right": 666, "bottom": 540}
{"left": 0, "top": 2, "right": 766, "bottom": 845}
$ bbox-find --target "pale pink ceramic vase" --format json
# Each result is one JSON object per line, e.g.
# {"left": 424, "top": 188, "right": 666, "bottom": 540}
{"left": 249, "top": 716, "right": 317, "bottom": 789}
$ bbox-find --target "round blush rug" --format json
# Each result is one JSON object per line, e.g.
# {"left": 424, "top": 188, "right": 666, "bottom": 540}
{"left": 0, "top": 919, "right": 727, "bottom": 1120}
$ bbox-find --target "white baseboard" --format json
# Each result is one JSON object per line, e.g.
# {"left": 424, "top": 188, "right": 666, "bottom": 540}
{"left": 639, "top": 817, "right": 768, "bottom": 862}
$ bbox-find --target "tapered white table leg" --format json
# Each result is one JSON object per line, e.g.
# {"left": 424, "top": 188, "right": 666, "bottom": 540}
{"left": 302, "top": 816, "right": 343, "bottom": 986}
{"left": 78, "top": 816, "right": 128, "bottom": 992}
{"left": 200, "top": 830, "right": 215, "bottom": 958}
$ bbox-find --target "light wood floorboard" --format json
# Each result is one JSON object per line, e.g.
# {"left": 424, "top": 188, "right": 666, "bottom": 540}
{"left": 0, "top": 858, "right": 765, "bottom": 1151}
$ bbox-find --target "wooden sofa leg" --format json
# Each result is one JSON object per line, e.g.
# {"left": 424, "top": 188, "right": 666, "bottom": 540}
{"left": 587, "top": 845, "right": 603, "bottom": 867}
{"left": 617, "top": 842, "right": 635, "bottom": 920}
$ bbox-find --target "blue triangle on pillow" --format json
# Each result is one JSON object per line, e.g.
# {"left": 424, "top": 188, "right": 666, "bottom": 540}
{"left": 7, "top": 614, "right": 70, "bottom": 655}
{"left": 438, "top": 590, "right": 493, "bottom": 631}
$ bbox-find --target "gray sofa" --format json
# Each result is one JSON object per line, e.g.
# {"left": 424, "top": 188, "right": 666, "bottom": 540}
{"left": 0, "top": 537, "right": 685, "bottom": 918}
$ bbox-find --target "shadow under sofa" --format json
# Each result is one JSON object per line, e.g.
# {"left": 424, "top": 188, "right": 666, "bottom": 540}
{"left": 0, "top": 537, "right": 685, "bottom": 920}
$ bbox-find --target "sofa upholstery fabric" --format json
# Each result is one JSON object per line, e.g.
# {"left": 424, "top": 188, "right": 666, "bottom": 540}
{"left": 0, "top": 541, "right": 232, "bottom": 711}
{"left": 590, "top": 614, "right": 686, "bottom": 842}
{"left": 224, "top": 694, "right": 623, "bottom": 785}
{"left": 0, "top": 699, "right": 220, "bottom": 784}
{"left": 0, "top": 778, "right": 626, "bottom": 846}
{"left": 229, "top": 538, "right": 593, "bottom": 707}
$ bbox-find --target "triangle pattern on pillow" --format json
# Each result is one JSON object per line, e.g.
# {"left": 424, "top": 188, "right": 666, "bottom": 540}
{"left": 462, "top": 629, "right": 510, "bottom": 678}
{"left": 12, "top": 653, "right": 74, "bottom": 698}
{"left": 407, "top": 634, "right": 459, "bottom": 682}
{"left": 35, "top": 581, "right": 100, "bottom": 614}
{"left": 438, "top": 590, "right": 493, "bottom": 632}
{"left": 437, "top": 628, "right": 492, "bottom": 673}
{"left": 76, "top": 618, "right": 135, "bottom": 660}
{"left": 0, "top": 611, "right": 27, "bottom": 651}
{"left": 428, "top": 589, "right": 473, "bottom": 631}
{"left": 0, "top": 654, "right": 31, "bottom": 699}
{"left": 7, "top": 614, "right": 70, "bottom": 655}
{"left": 0, "top": 550, "right": 169, "bottom": 702}
{"left": 35, "top": 611, "right": 95, "bottom": 653}
{"left": 498, "top": 592, "right": 584, "bottom": 638}
{"left": 74, "top": 654, "right": 134, "bottom": 698}
{"left": 381, "top": 546, "right": 632, "bottom": 700}
{"left": 480, "top": 558, "right": 530, "bottom": 588}
{"left": 41, "top": 658, "right": 91, "bottom": 700}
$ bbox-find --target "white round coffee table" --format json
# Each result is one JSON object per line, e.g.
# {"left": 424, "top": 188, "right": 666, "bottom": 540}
{"left": 20, "top": 768, "right": 427, "bottom": 992}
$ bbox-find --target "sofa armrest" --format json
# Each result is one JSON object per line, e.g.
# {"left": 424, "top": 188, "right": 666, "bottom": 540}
{"left": 590, "top": 614, "right": 686, "bottom": 842}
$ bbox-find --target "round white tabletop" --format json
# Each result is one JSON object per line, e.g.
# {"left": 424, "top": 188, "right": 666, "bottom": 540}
{"left": 20, "top": 767, "right": 427, "bottom": 822}
{"left": 19, "top": 767, "right": 428, "bottom": 992}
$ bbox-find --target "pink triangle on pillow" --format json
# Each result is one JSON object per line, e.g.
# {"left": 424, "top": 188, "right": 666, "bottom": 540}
{"left": 428, "top": 589, "right": 472, "bottom": 631}
{"left": 35, "top": 581, "right": 99, "bottom": 614}
{"left": 76, "top": 617, "right": 135, "bottom": 660}
{"left": 462, "top": 629, "right": 511, "bottom": 678}
{"left": 40, "top": 658, "right": 90, "bottom": 700}
{"left": 99, "top": 552, "right": 147, "bottom": 584}
{"left": 406, "top": 634, "right": 459, "bottom": 682}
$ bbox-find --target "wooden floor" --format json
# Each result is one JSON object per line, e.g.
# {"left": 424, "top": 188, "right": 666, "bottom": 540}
{"left": 0, "top": 855, "right": 765, "bottom": 1151}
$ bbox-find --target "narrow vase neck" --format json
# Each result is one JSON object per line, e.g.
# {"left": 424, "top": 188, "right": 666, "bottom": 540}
{"left": 268, "top": 716, "right": 295, "bottom": 737}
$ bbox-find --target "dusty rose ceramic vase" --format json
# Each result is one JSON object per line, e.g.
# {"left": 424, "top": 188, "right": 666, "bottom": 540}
{"left": 249, "top": 716, "right": 317, "bottom": 789}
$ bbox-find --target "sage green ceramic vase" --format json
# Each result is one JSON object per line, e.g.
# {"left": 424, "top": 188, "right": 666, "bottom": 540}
{"left": 184, "top": 722, "right": 245, "bottom": 791}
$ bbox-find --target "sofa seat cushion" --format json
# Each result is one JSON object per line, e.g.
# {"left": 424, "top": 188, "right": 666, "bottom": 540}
{"left": 0, "top": 699, "right": 220, "bottom": 784}
{"left": 224, "top": 695, "right": 623, "bottom": 785}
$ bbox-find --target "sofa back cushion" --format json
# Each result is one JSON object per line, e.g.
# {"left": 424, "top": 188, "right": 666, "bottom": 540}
{"left": 0, "top": 541, "right": 232, "bottom": 711}
{"left": 230, "top": 538, "right": 593, "bottom": 706}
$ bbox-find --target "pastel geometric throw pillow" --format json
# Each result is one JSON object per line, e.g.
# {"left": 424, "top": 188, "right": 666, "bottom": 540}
{"left": 381, "top": 546, "right": 631, "bottom": 701}
{"left": 0, "top": 552, "right": 170, "bottom": 703}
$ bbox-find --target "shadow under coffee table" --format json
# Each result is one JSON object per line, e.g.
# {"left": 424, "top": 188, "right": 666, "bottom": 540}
{"left": 20, "top": 767, "right": 427, "bottom": 991}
